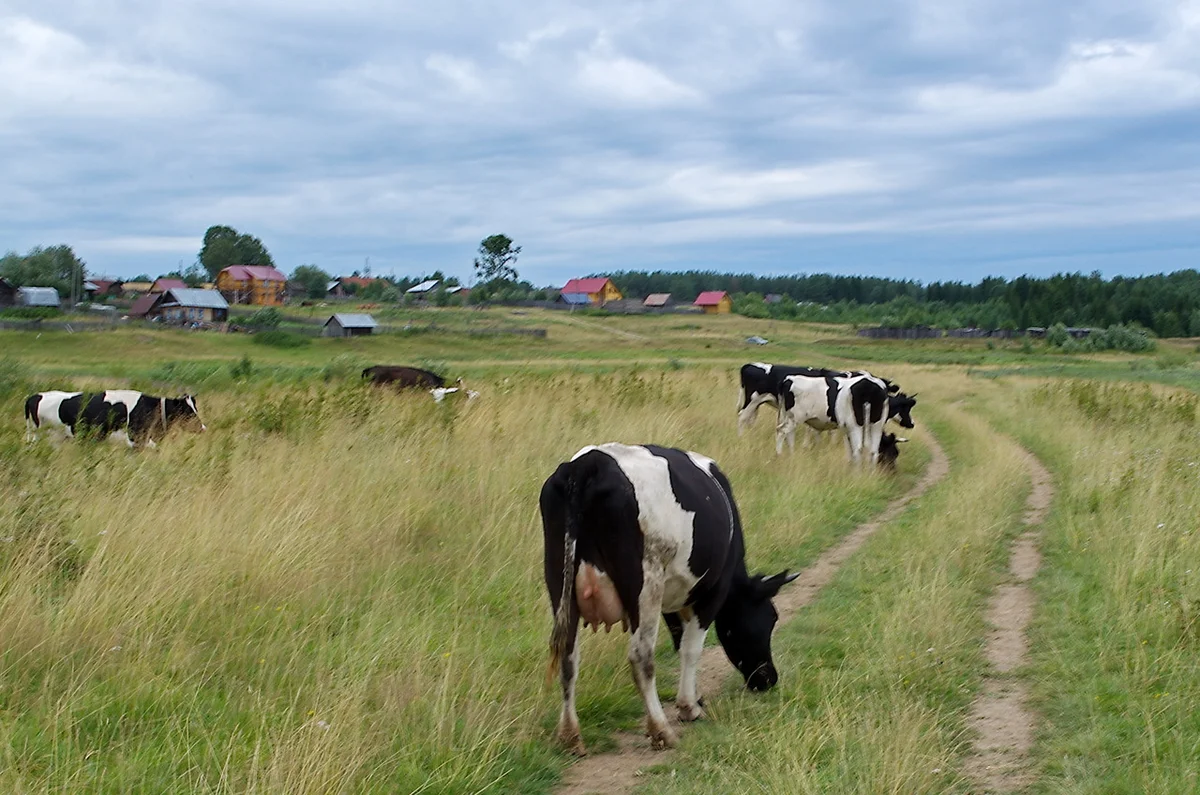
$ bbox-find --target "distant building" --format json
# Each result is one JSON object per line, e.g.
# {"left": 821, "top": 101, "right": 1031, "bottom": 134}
{"left": 86, "top": 279, "right": 124, "bottom": 299}
{"left": 694, "top": 291, "right": 732, "bottom": 314}
{"left": 17, "top": 287, "right": 60, "bottom": 308}
{"left": 0, "top": 277, "right": 15, "bottom": 307}
{"left": 560, "top": 277, "right": 623, "bottom": 307}
{"left": 217, "top": 265, "right": 287, "bottom": 305}
{"left": 152, "top": 288, "right": 229, "bottom": 323}
{"left": 150, "top": 278, "right": 187, "bottom": 294}
{"left": 643, "top": 293, "right": 672, "bottom": 308}
{"left": 327, "top": 276, "right": 379, "bottom": 298}
{"left": 128, "top": 294, "right": 158, "bottom": 318}
{"left": 323, "top": 313, "right": 377, "bottom": 337}
{"left": 122, "top": 281, "right": 153, "bottom": 297}
{"left": 406, "top": 279, "right": 440, "bottom": 300}
{"left": 558, "top": 292, "right": 592, "bottom": 306}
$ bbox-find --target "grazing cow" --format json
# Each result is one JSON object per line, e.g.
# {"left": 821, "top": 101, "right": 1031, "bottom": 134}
{"left": 24, "top": 391, "right": 85, "bottom": 442}
{"left": 877, "top": 432, "right": 909, "bottom": 471}
{"left": 362, "top": 365, "right": 455, "bottom": 390}
{"left": 26, "top": 390, "right": 204, "bottom": 447}
{"left": 737, "top": 362, "right": 901, "bottom": 435}
{"left": 776, "top": 373, "right": 891, "bottom": 465}
{"left": 888, "top": 392, "right": 918, "bottom": 429}
{"left": 542, "top": 443, "right": 798, "bottom": 754}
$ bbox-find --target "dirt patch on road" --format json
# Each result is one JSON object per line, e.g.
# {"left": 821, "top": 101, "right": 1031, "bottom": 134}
{"left": 555, "top": 433, "right": 951, "bottom": 795}
{"left": 962, "top": 449, "right": 1052, "bottom": 793}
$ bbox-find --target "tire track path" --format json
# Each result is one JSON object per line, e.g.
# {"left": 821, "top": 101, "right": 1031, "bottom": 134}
{"left": 555, "top": 433, "right": 950, "bottom": 795}
{"left": 961, "top": 447, "right": 1052, "bottom": 793}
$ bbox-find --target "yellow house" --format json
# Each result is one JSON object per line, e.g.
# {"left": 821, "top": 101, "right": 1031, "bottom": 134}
{"left": 216, "top": 265, "right": 288, "bottom": 306}
{"left": 694, "top": 291, "right": 732, "bottom": 314}
{"left": 560, "top": 277, "right": 623, "bottom": 306}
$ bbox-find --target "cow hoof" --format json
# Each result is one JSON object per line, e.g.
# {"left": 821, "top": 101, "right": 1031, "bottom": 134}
{"left": 676, "top": 702, "right": 705, "bottom": 722}
{"left": 647, "top": 724, "right": 677, "bottom": 750}
{"left": 556, "top": 728, "right": 586, "bottom": 757}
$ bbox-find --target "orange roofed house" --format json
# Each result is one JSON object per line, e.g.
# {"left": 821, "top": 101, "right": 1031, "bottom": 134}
{"left": 694, "top": 291, "right": 732, "bottom": 314}
{"left": 560, "top": 277, "right": 622, "bottom": 307}
{"left": 217, "top": 265, "right": 288, "bottom": 305}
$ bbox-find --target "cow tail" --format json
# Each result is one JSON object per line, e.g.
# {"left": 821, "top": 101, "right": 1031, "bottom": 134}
{"left": 24, "top": 395, "right": 38, "bottom": 428}
{"left": 546, "top": 474, "right": 581, "bottom": 685}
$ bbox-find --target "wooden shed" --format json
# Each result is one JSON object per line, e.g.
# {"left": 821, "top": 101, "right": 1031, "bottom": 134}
{"left": 323, "top": 313, "right": 378, "bottom": 337}
{"left": 694, "top": 291, "right": 732, "bottom": 314}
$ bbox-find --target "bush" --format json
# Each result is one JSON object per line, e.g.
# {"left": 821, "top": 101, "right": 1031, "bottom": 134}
{"left": 230, "top": 355, "right": 254, "bottom": 380}
{"left": 1045, "top": 323, "right": 1155, "bottom": 353}
{"left": 245, "top": 307, "right": 282, "bottom": 329}
{"left": 252, "top": 330, "right": 311, "bottom": 349}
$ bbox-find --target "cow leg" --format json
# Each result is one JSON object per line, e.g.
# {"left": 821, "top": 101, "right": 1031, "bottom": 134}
{"left": 630, "top": 572, "right": 675, "bottom": 749}
{"left": 555, "top": 630, "right": 587, "bottom": 756}
{"left": 844, "top": 425, "right": 864, "bottom": 466}
{"left": 674, "top": 611, "right": 707, "bottom": 722}
{"left": 865, "top": 422, "right": 883, "bottom": 467}
{"left": 775, "top": 413, "right": 794, "bottom": 455}
{"left": 737, "top": 393, "right": 769, "bottom": 436}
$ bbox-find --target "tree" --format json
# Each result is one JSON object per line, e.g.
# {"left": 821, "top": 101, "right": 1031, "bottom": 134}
{"left": 291, "top": 264, "right": 331, "bottom": 299}
{"left": 0, "top": 245, "right": 87, "bottom": 298}
{"left": 198, "top": 225, "right": 275, "bottom": 280}
{"left": 472, "top": 234, "right": 520, "bottom": 285}
{"left": 163, "top": 262, "right": 207, "bottom": 287}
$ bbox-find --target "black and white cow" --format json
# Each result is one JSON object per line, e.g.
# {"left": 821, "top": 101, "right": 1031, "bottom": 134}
{"left": 877, "top": 432, "right": 910, "bottom": 471}
{"left": 25, "top": 390, "right": 204, "bottom": 447}
{"left": 542, "top": 443, "right": 798, "bottom": 754}
{"left": 737, "top": 362, "right": 904, "bottom": 435}
{"left": 776, "top": 373, "right": 892, "bottom": 465}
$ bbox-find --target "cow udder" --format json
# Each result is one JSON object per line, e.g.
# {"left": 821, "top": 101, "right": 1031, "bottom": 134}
{"left": 576, "top": 564, "right": 627, "bottom": 633}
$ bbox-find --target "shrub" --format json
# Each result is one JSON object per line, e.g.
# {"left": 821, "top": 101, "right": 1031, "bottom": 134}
{"left": 245, "top": 307, "right": 282, "bottom": 329}
{"left": 0, "top": 306, "right": 60, "bottom": 320}
{"left": 230, "top": 355, "right": 254, "bottom": 380}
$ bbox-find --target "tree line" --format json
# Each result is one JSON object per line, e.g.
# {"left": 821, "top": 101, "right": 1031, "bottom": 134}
{"left": 607, "top": 269, "right": 1200, "bottom": 337}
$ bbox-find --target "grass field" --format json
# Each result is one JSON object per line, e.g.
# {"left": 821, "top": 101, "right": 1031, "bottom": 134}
{"left": 1, "top": 307, "right": 1198, "bottom": 792}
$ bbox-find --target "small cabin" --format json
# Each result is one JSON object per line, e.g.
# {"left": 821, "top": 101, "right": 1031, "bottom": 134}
{"left": 17, "top": 286, "right": 60, "bottom": 308}
{"left": 694, "top": 291, "right": 732, "bottom": 314}
{"left": 643, "top": 293, "right": 672, "bottom": 309}
{"left": 154, "top": 288, "right": 229, "bottom": 323}
{"left": 324, "top": 313, "right": 377, "bottom": 337}
{"left": 560, "top": 277, "right": 623, "bottom": 307}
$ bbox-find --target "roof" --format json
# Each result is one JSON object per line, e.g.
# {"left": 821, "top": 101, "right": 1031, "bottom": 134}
{"left": 445, "top": 285, "right": 466, "bottom": 294}
{"left": 129, "top": 294, "right": 159, "bottom": 317}
{"left": 643, "top": 293, "right": 671, "bottom": 307}
{"left": 89, "top": 279, "right": 122, "bottom": 293}
{"left": 334, "top": 276, "right": 377, "bottom": 288}
{"left": 562, "top": 277, "right": 611, "bottom": 294}
{"left": 221, "top": 265, "right": 287, "bottom": 282}
{"left": 325, "top": 313, "right": 378, "bottom": 328}
{"left": 560, "top": 292, "right": 591, "bottom": 305}
{"left": 17, "top": 286, "right": 60, "bottom": 306}
{"left": 152, "top": 278, "right": 186, "bottom": 291}
{"left": 694, "top": 291, "right": 729, "bottom": 306}
{"left": 406, "top": 279, "right": 440, "bottom": 293}
{"left": 123, "top": 281, "right": 152, "bottom": 292}
{"left": 83, "top": 281, "right": 100, "bottom": 291}
{"left": 161, "top": 288, "right": 229, "bottom": 309}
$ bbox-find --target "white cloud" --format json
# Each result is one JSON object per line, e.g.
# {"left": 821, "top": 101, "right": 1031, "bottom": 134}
{"left": 576, "top": 37, "right": 703, "bottom": 108}
{"left": 424, "top": 53, "right": 486, "bottom": 95}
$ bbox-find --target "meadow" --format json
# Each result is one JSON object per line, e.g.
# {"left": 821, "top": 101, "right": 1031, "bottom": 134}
{"left": 0, "top": 307, "right": 1197, "bottom": 793}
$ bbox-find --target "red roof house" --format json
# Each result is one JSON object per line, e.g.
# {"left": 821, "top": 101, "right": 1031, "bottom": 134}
{"left": 694, "top": 291, "right": 732, "bottom": 314}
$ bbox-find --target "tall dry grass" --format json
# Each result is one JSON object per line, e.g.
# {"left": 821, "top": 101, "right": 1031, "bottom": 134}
{"left": 0, "top": 367, "right": 911, "bottom": 792}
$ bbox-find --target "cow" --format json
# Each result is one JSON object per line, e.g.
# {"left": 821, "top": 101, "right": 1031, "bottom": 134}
{"left": 25, "top": 390, "right": 204, "bottom": 448}
{"left": 776, "top": 373, "right": 892, "bottom": 465}
{"left": 24, "top": 391, "right": 85, "bottom": 442}
{"left": 542, "top": 443, "right": 798, "bottom": 755}
{"left": 362, "top": 365, "right": 456, "bottom": 390}
{"left": 737, "top": 362, "right": 902, "bottom": 435}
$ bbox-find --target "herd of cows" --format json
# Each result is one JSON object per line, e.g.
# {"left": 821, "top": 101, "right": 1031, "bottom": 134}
{"left": 21, "top": 359, "right": 917, "bottom": 758}
{"left": 541, "top": 362, "right": 917, "bottom": 754}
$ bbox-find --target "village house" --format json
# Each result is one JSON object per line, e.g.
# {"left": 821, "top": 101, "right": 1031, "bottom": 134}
{"left": 694, "top": 291, "right": 733, "bottom": 314}
{"left": 327, "top": 276, "right": 379, "bottom": 299}
{"left": 217, "top": 265, "right": 288, "bottom": 306}
{"left": 560, "top": 277, "right": 623, "bottom": 307}
{"left": 643, "top": 293, "right": 673, "bottom": 309}
{"left": 406, "top": 279, "right": 440, "bottom": 301}
{"left": 323, "top": 313, "right": 377, "bottom": 337}
{"left": 17, "top": 287, "right": 60, "bottom": 308}
{"left": 152, "top": 288, "right": 230, "bottom": 324}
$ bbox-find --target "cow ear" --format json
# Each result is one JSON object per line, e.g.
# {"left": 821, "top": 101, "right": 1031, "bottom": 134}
{"left": 756, "top": 570, "right": 801, "bottom": 598}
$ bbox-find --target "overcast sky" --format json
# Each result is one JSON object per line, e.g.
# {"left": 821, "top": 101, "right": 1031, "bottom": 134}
{"left": 2, "top": 0, "right": 1198, "bottom": 286}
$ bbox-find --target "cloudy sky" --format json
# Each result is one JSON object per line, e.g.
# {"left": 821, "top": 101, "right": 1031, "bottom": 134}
{"left": 2, "top": 0, "right": 1198, "bottom": 286}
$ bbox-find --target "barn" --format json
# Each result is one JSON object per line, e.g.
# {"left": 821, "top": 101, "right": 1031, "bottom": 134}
{"left": 694, "top": 291, "right": 732, "bottom": 314}
{"left": 324, "top": 313, "right": 378, "bottom": 337}
{"left": 155, "top": 288, "right": 230, "bottom": 323}
{"left": 643, "top": 293, "right": 673, "bottom": 309}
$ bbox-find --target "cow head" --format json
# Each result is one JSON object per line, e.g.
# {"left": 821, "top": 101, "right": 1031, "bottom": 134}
{"left": 878, "top": 432, "right": 909, "bottom": 471}
{"left": 715, "top": 570, "right": 800, "bottom": 691}
{"left": 167, "top": 394, "right": 205, "bottom": 432}
{"left": 888, "top": 392, "right": 917, "bottom": 429}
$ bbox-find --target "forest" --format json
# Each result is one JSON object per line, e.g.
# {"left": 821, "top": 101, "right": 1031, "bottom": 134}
{"left": 608, "top": 269, "right": 1200, "bottom": 336}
